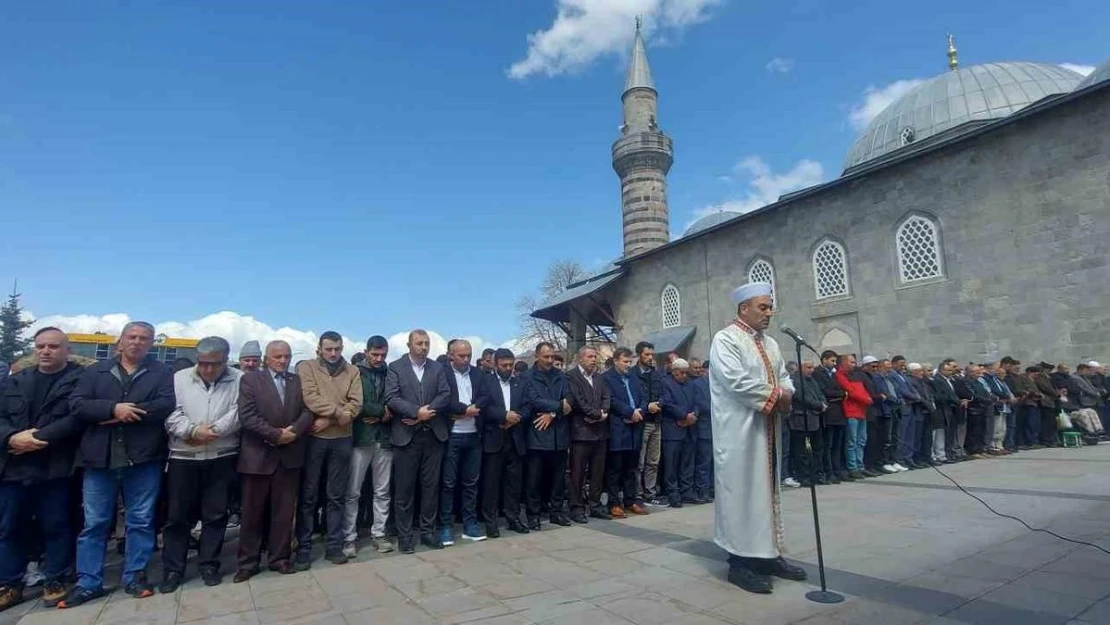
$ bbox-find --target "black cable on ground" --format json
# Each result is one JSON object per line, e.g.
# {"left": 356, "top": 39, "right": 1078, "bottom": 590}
{"left": 929, "top": 463, "right": 1110, "bottom": 556}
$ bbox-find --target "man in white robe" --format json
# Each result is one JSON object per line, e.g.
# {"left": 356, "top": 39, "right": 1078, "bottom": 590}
{"left": 709, "top": 282, "right": 808, "bottom": 594}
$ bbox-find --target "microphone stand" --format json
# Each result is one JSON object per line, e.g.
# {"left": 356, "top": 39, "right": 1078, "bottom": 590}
{"left": 786, "top": 335, "right": 844, "bottom": 604}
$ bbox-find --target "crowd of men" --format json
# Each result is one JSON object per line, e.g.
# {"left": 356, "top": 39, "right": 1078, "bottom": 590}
{"left": 0, "top": 323, "right": 720, "bottom": 611}
{"left": 779, "top": 354, "right": 1110, "bottom": 489}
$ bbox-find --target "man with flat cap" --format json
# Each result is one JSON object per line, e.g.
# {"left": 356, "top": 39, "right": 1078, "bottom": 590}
{"left": 709, "top": 282, "right": 806, "bottom": 594}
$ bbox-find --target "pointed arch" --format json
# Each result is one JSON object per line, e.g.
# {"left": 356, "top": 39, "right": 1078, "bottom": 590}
{"left": 895, "top": 213, "right": 944, "bottom": 284}
{"left": 812, "top": 239, "right": 850, "bottom": 300}
{"left": 660, "top": 284, "right": 681, "bottom": 329}
{"left": 746, "top": 257, "right": 777, "bottom": 305}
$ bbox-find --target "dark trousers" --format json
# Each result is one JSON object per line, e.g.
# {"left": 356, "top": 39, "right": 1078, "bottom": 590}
{"left": 0, "top": 478, "right": 72, "bottom": 587}
{"left": 481, "top": 446, "right": 524, "bottom": 527}
{"left": 864, "top": 420, "right": 881, "bottom": 468}
{"left": 878, "top": 415, "right": 895, "bottom": 465}
{"left": 605, "top": 449, "right": 639, "bottom": 508}
{"left": 694, "top": 438, "right": 713, "bottom": 496}
{"left": 440, "top": 432, "right": 481, "bottom": 529}
{"left": 569, "top": 441, "right": 606, "bottom": 514}
{"left": 661, "top": 437, "right": 694, "bottom": 503}
{"left": 966, "top": 413, "right": 986, "bottom": 454}
{"left": 897, "top": 409, "right": 921, "bottom": 464}
{"left": 392, "top": 429, "right": 444, "bottom": 542}
{"left": 789, "top": 428, "right": 824, "bottom": 482}
{"left": 1039, "top": 407, "right": 1058, "bottom": 446}
{"left": 297, "top": 436, "right": 353, "bottom": 556}
{"left": 822, "top": 424, "right": 845, "bottom": 477}
{"left": 162, "top": 456, "right": 236, "bottom": 576}
{"left": 239, "top": 466, "right": 299, "bottom": 570}
{"left": 525, "top": 449, "right": 567, "bottom": 520}
{"left": 915, "top": 415, "right": 933, "bottom": 463}
{"left": 1020, "top": 405, "right": 1040, "bottom": 446}
{"left": 1003, "top": 409, "right": 1018, "bottom": 449}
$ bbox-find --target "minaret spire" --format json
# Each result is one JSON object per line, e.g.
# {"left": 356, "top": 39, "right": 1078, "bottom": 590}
{"left": 624, "top": 16, "right": 655, "bottom": 94}
{"left": 612, "top": 17, "right": 674, "bottom": 257}
{"left": 947, "top": 33, "right": 958, "bottom": 71}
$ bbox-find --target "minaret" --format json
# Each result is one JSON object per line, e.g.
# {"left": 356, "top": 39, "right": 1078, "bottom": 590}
{"left": 612, "top": 17, "right": 674, "bottom": 256}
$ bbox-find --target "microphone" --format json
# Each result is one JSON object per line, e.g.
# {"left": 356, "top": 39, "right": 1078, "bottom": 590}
{"left": 781, "top": 326, "right": 819, "bottom": 353}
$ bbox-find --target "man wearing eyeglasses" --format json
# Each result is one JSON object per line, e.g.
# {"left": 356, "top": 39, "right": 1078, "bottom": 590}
{"left": 158, "top": 336, "right": 243, "bottom": 593}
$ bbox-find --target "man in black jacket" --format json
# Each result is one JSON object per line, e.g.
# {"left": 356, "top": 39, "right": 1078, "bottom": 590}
{"left": 0, "top": 328, "right": 86, "bottom": 610}
{"left": 385, "top": 329, "right": 451, "bottom": 554}
{"left": 633, "top": 342, "right": 665, "bottom": 506}
{"left": 61, "top": 322, "right": 175, "bottom": 608}
{"left": 566, "top": 346, "right": 611, "bottom": 523}
{"left": 480, "top": 349, "right": 529, "bottom": 537}
{"left": 788, "top": 362, "right": 827, "bottom": 487}
{"left": 812, "top": 350, "right": 846, "bottom": 483}
{"left": 522, "top": 342, "right": 572, "bottom": 530}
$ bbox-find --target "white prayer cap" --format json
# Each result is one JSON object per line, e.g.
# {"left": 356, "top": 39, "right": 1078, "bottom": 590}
{"left": 859, "top": 355, "right": 879, "bottom": 366}
{"left": 1088, "top": 361, "right": 1102, "bottom": 367}
{"left": 671, "top": 358, "right": 690, "bottom": 370}
{"left": 907, "top": 363, "right": 923, "bottom": 371}
{"left": 730, "top": 282, "right": 773, "bottom": 304}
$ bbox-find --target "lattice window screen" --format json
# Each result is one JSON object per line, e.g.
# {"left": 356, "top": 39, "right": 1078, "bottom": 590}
{"left": 896, "top": 216, "right": 942, "bottom": 283}
{"left": 661, "top": 285, "right": 681, "bottom": 329}
{"left": 813, "top": 241, "right": 849, "bottom": 299}
{"left": 747, "top": 260, "right": 776, "bottom": 304}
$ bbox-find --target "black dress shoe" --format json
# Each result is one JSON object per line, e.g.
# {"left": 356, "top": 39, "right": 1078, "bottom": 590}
{"left": 420, "top": 535, "right": 444, "bottom": 550}
{"left": 550, "top": 513, "right": 572, "bottom": 527}
{"left": 294, "top": 552, "right": 313, "bottom": 572}
{"left": 399, "top": 539, "right": 415, "bottom": 555}
{"left": 727, "top": 566, "right": 773, "bottom": 594}
{"left": 526, "top": 517, "right": 541, "bottom": 531}
{"left": 508, "top": 518, "right": 531, "bottom": 534}
{"left": 589, "top": 508, "right": 612, "bottom": 520}
{"left": 158, "top": 572, "right": 182, "bottom": 594}
{"left": 486, "top": 524, "right": 501, "bottom": 539}
{"left": 669, "top": 500, "right": 684, "bottom": 509}
{"left": 755, "top": 557, "right": 808, "bottom": 581}
{"left": 201, "top": 568, "right": 222, "bottom": 587}
{"left": 569, "top": 512, "right": 589, "bottom": 524}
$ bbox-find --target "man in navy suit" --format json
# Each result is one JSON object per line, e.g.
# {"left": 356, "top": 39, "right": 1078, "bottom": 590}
{"left": 660, "top": 359, "right": 698, "bottom": 508}
{"left": 439, "top": 339, "right": 489, "bottom": 545}
{"left": 480, "top": 348, "right": 530, "bottom": 537}
{"left": 602, "top": 347, "right": 649, "bottom": 518}
{"left": 384, "top": 330, "right": 451, "bottom": 554}
{"left": 689, "top": 358, "right": 713, "bottom": 503}
{"left": 522, "top": 342, "right": 573, "bottom": 530}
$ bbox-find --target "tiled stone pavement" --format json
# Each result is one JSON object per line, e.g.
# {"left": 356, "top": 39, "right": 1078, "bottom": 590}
{"left": 4, "top": 444, "right": 1110, "bottom": 624}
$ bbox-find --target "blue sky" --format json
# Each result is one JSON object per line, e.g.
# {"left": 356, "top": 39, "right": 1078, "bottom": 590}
{"left": 2, "top": 0, "right": 1106, "bottom": 358}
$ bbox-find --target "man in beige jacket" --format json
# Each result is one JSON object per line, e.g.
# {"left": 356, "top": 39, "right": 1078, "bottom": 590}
{"left": 293, "top": 331, "right": 362, "bottom": 568}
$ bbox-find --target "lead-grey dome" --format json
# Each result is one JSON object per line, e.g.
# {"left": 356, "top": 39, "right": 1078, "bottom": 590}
{"left": 844, "top": 62, "right": 1084, "bottom": 172}
{"left": 684, "top": 210, "right": 740, "bottom": 236}
{"left": 1075, "top": 59, "right": 1110, "bottom": 89}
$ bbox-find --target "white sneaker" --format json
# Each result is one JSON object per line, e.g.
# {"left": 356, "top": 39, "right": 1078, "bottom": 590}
{"left": 342, "top": 541, "right": 357, "bottom": 558}
{"left": 892, "top": 463, "right": 909, "bottom": 472}
{"left": 23, "top": 562, "right": 45, "bottom": 588}
{"left": 782, "top": 477, "right": 801, "bottom": 488}
{"left": 881, "top": 464, "right": 898, "bottom": 474}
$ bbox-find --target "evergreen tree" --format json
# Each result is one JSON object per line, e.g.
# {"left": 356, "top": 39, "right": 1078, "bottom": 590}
{"left": 0, "top": 288, "right": 33, "bottom": 363}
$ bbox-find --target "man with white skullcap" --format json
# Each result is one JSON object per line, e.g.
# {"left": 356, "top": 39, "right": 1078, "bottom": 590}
{"left": 709, "top": 282, "right": 805, "bottom": 594}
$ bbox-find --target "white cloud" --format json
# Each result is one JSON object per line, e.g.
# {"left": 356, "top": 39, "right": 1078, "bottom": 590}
{"left": 508, "top": 0, "right": 723, "bottom": 80}
{"left": 26, "top": 310, "right": 521, "bottom": 364}
{"left": 686, "top": 156, "right": 825, "bottom": 232}
{"left": 1060, "top": 63, "right": 1095, "bottom": 77}
{"left": 765, "top": 57, "right": 794, "bottom": 74}
{"left": 849, "top": 78, "right": 925, "bottom": 131}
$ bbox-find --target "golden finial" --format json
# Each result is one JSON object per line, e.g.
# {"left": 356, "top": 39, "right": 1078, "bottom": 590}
{"left": 947, "top": 33, "right": 958, "bottom": 71}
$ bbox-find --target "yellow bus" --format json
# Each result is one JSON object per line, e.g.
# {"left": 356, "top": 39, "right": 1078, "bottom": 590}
{"left": 67, "top": 332, "right": 200, "bottom": 365}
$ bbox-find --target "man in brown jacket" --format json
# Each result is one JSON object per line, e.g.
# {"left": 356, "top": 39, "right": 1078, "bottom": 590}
{"left": 294, "top": 332, "right": 363, "bottom": 569}
{"left": 234, "top": 341, "right": 313, "bottom": 582}
{"left": 566, "top": 345, "right": 612, "bottom": 524}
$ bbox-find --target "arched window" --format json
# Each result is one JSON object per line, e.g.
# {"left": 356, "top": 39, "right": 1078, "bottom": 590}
{"left": 813, "top": 240, "right": 849, "bottom": 300}
{"left": 661, "top": 284, "right": 681, "bottom": 329}
{"left": 896, "top": 215, "right": 943, "bottom": 283}
{"left": 747, "top": 259, "right": 777, "bottom": 304}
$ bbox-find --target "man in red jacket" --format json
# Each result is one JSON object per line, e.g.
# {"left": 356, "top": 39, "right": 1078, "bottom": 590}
{"left": 834, "top": 354, "right": 872, "bottom": 480}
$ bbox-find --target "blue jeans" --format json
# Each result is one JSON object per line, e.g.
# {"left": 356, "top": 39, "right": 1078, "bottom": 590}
{"left": 440, "top": 432, "right": 481, "bottom": 529}
{"left": 0, "top": 479, "right": 72, "bottom": 587}
{"left": 897, "top": 407, "right": 921, "bottom": 464}
{"left": 76, "top": 462, "right": 162, "bottom": 590}
{"left": 845, "top": 419, "right": 867, "bottom": 470}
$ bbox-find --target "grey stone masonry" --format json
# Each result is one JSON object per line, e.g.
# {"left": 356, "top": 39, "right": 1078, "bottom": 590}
{"left": 610, "top": 85, "right": 1110, "bottom": 365}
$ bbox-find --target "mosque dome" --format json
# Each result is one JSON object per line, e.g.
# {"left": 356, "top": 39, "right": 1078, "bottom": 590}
{"left": 844, "top": 62, "right": 1084, "bottom": 172}
{"left": 684, "top": 210, "right": 741, "bottom": 237}
{"left": 1075, "top": 59, "right": 1110, "bottom": 90}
